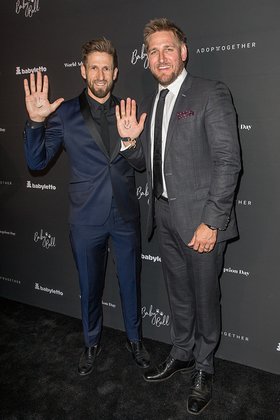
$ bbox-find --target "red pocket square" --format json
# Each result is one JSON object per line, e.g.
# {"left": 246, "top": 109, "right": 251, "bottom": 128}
{"left": 177, "top": 110, "right": 194, "bottom": 119}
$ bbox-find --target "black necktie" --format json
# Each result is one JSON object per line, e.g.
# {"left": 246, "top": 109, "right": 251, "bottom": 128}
{"left": 153, "top": 89, "right": 169, "bottom": 199}
{"left": 99, "top": 105, "right": 110, "bottom": 155}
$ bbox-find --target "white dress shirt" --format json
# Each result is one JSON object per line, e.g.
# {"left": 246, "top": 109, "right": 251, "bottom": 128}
{"left": 151, "top": 68, "right": 187, "bottom": 198}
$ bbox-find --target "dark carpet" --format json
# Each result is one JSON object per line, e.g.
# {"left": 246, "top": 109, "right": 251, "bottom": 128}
{"left": 0, "top": 297, "right": 279, "bottom": 420}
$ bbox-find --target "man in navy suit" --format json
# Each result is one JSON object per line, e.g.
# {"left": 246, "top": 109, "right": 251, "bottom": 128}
{"left": 23, "top": 38, "right": 149, "bottom": 375}
{"left": 117, "top": 19, "right": 241, "bottom": 415}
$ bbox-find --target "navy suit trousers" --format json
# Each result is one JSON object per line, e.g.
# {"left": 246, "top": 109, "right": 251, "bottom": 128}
{"left": 70, "top": 198, "right": 141, "bottom": 347}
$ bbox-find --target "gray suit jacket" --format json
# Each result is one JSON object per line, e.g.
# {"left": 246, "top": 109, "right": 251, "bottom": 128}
{"left": 122, "top": 73, "right": 241, "bottom": 244}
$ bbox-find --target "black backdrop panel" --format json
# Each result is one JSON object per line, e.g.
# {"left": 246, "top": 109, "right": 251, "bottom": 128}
{"left": 1, "top": 0, "right": 280, "bottom": 374}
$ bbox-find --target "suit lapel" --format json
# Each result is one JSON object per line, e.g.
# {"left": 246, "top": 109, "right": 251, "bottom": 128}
{"left": 109, "top": 96, "right": 121, "bottom": 162}
{"left": 79, "top": 91, "right": 110, "bottom": 158}
{"left": 164, "top": 73, "right": 193, "bottom": 157}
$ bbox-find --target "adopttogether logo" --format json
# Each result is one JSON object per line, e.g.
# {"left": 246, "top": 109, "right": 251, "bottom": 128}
{"left": 35, "top": 282, "right": 63, "bottom": 296}
{"left": 16, "top": 65, "right": 47, "bottom": 76}
{"left": 196, "top": 41, "right": 256, "bottom": 54}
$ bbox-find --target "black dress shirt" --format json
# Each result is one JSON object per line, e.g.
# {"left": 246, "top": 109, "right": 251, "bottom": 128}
{"left": 86, "top": 91, "right": 119, "bottom": 157}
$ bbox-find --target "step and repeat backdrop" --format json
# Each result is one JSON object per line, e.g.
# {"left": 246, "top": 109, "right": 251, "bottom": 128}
{"left": 0, "top": 0, "right": 279, "bottom": 374}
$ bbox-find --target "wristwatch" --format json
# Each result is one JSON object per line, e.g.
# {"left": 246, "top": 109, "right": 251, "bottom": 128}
{"left": 121, "top": 137, "right": 137, "bottom": 149}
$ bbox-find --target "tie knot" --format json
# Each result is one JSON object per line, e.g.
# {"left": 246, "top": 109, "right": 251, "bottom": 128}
{"left": 159, "top": 89, "right": 169, "bottom": 99}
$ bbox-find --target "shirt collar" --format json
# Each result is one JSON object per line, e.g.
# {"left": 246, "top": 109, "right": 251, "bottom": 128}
{"left": 86, "top": 90, "right": 113, "bottom": 112}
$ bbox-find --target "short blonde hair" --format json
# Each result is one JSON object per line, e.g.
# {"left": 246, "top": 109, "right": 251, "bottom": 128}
{"left": 144, "top": 18, "right": 186, "bottom": 49}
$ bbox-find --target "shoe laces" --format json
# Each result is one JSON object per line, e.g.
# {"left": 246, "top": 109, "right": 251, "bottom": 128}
{"left": 191, "top": 370, "right": 207, "bottom": 389}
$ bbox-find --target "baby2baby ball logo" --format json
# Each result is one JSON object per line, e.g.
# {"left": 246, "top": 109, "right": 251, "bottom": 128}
{"left": 16, "top": 0, "right": 40, "bottom": 18}
{"left": 34, "top": 229, "right": 56, "bottom": 249}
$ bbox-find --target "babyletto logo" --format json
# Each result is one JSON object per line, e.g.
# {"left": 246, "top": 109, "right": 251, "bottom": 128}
{"left": 240, "top": 123, "right": 252, "bottom": 132}
{"left": 0, "top": 230, "right": 16, "bottom": 237}
{"left": 0, "top": 128, "right": 6, "bottom": 133}
{"left": 16, "top": 65, "right": 47, "bottom": 76}
{"left": 141, "top": 253, "right": 161, "bottom": 263}
{"left": 34, "top": 229, "right": 56, "bottom": 249}
{"left": 15, "top": 0, "right": 40, "bottom": 18}
{"left": 136, "top": 183, "right": 149, "bottom": 201}
{"left": 35, "top": 282, "right": 63, "bottom": 296}
{"left": 64, "top": 61, "right": 82, "bottom": 68}
{"left": 142, "top": 304, "right": 170, "bottom": 328}
{"left": 0, "top": 275, "right": 21, "bottom": 285}
{"left": 26, "top": 180, "right": 57, "bottom": 191}
{"left": 223, "top": 266, "right": 250, "bottom": 277}
{"left": 196, "top": 41, "right": 256, "bottom": 54}
{"left": 221, "top": 331, "right": 249, "bottom": 342}
{"left": 131, "top": 44, "right": 149, "bottom": 69}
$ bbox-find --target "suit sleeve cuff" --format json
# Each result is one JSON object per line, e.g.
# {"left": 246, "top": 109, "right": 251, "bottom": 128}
{"left": 26, "top": 120, "right": 45, "bottom": 129}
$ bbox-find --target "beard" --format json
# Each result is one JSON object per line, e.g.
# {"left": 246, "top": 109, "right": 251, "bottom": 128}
{"left": 152, "top": 71, "right": 177, "bottom": 86}
{"left": 150, "top": 62, "right": 185, "bottom": 86}
{"left": 87, "top": 79, "right": 114, "bottom": 99}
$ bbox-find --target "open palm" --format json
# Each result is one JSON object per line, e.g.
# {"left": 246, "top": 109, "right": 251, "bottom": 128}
{"left": 24, "top": 71, "right": 64, "bottom": 122}
{"left": 116, "top": 98, "right": 146, "bottom": 140}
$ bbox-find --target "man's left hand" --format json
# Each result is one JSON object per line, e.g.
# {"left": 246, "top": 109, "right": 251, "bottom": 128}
{"left": 188, "top": 223, "right": 217, "bottom": 253}
{"left": 116, "top": 98, "right": 146, "bottom": 141}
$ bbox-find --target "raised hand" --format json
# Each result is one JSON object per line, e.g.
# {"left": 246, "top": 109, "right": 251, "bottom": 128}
{"left": 116, "top": 98, "right": 146, "bottom": 141}
{"left": 24, "top": 71, "right": 64, "bottom": 122}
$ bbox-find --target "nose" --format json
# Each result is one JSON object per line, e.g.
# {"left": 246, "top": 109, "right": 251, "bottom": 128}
{"left": 97, "top": 68, "right": 105, "bottom": 80}
{"left": 158, "top": 50, "right": 166, "bottom": 62}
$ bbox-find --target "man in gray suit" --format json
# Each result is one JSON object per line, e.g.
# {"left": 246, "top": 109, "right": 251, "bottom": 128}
{"left": 117, "top": 18, "right": 241, "bottom": 415}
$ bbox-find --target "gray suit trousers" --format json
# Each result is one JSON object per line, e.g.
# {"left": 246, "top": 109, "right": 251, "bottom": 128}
{"left": 155, "top": 198, "right": 226, "bottom": 374}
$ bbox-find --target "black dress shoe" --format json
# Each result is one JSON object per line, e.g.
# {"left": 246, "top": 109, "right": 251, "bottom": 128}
{"left": 143, "top": 355, "right": 195, "bottom": 382}
{"left": 78, "top": 345, "right": 101, "bottom": 376}
{"left": 126, "top": 340, "right": 150, "bottom": 368}
{"left": 187, "top": 369, "right": 213, "bottom": 415}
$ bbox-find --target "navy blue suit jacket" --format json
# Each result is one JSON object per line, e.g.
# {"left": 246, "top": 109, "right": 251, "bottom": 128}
{"left": 24, "top": 90, "right": 145, "bottom": 226}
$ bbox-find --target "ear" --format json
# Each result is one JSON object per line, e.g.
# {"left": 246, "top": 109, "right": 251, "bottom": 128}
{"left": 80, "top": 63, "right": 86, "bottom": 80}
{"left": 181, "top": 44, "right": 188, "bottom": 63}
{"left": 113, "top": 67, "right": 118, "bottom": 81}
